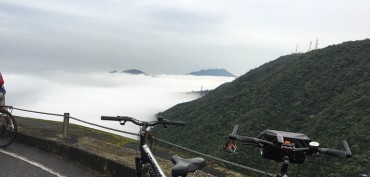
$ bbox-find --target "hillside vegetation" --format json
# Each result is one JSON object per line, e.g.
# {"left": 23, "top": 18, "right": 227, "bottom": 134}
{"left": 155, "top": 39, "right": 370, "bottom": 177}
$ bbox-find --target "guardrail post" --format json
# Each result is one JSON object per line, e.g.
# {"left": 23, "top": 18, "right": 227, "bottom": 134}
{"left": 63, "top": 113, "right": 70, "bottom": 138}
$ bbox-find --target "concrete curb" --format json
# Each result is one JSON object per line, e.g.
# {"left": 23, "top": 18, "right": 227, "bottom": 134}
{"left": 16, "top": 132, "right": 136, "bottom": 177}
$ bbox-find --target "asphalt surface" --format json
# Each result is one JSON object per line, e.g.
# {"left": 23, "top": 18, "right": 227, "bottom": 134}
{"left": 13, "top": 117, "right": 136, "bottom": 177}
{"left": 9, "top": 117, "right": 226, "bottom": 177}
{"left": 0, "top": 142, "right": 105, "bottom": 177}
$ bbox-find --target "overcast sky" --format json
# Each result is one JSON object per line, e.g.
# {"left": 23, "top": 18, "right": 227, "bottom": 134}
{"left": 1, "top": 0, "right": 369, "bottom": 76}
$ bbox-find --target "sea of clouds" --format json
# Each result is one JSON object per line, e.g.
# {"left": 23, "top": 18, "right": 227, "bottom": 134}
{"left": 4, "top": 71, "right": 234, "bottom": 137}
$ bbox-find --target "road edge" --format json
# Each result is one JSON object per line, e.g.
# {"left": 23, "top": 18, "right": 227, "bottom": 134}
{"left": 16, "top": 132, "right": 136, "bottom": 177}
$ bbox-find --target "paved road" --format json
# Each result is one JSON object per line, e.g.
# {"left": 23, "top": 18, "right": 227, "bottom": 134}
{"left": 0, "top": 142, "right": 106, "bottom": 177}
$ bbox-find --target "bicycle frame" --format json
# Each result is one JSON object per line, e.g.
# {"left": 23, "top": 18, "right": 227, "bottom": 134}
{"left": 101, "top": 116, "right": 206, "bottom": 177}
{"left": 136, "top": 124, "right": 167, "bottom": 177}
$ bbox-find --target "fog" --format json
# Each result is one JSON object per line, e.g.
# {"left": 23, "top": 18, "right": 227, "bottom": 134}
{"left": 4, "top": 72, "right": 234, "bottom": 137}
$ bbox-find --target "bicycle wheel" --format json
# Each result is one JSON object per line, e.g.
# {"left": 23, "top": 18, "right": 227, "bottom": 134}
{"left": 0, "top": 110, "right": 17, "bottom": 148}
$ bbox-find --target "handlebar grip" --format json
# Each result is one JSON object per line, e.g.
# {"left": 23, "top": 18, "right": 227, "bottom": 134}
{"left": 318, "top": 140, "right": 352, "bottom": 158}
{"left": 101, "top": 116, "right": 132, "bottom": 121}
{"left": 167, "top": 121, "right": 186, "bottom": 126}
{"left": 228, "top": 134, "right": 236, "bottom": 140}
{"left": 101, "top": 116, "right": 120, "bottom": 121}
{"left": 318, "top": 148, "right": 347, "bottom": 158}
{"left": 229, "top": 135, "right": 259, "bottom": 144}
{"left": 231, "top": 125, "right": 239, "bottom": 136}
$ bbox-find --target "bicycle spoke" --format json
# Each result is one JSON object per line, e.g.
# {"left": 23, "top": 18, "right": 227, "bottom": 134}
{"left": 0, "top": 111, "right": 17, "bottom": 148}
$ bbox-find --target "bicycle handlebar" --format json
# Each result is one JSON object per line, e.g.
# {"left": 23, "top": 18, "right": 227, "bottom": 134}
{"left": 229, "top": 134, "right": 276, "bottom": 147}
{"left": 229, "top": 134, "right": 351, "bottom": 158}
{"left": 318, "top": 140, "right": 352, "bottom": 158}
{"left": 101, "top": 116, "right": 185, "bottom": 127}
{"left": 228, "top": 125, "right": 276, "bottom": 147}
{"left": 319, "top": 148, "right": 346, "bottom": 157}
{"left": 228, "top": 125, "right": 352, "bottom": 159}
{"left": 101, "top": 116, "right": 133, "bottom": 121}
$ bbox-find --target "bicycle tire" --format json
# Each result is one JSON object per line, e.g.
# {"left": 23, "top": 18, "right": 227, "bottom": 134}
{"left": 0, "top": 110, "right": 17, "bottom": 148}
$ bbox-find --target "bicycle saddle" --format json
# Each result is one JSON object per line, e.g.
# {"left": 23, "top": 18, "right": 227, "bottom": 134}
{"left": 171, "top": 155, "right": 206, "bottom": 176}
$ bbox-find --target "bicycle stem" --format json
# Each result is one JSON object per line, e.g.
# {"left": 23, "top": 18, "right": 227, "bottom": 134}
{"left": 139, "top": 124, "right": 149, "bottom": 146}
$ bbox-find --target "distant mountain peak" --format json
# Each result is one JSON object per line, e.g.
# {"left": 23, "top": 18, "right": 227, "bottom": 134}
{"left": 122, "top": 69, "right": 148, "bottom": 75}
{"left": 188, "top": 69, "right": 236, "bottom": 77}
{"left": 109, "top": 69, "right": 148, "bottom": 75}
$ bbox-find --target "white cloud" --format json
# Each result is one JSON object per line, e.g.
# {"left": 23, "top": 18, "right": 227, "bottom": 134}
{"left": 4, "top": 72, "right": 234, "bottom": 135}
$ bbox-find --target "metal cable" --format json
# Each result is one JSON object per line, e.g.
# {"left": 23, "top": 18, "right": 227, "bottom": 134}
{"left": 12, "top": 107, "right": 137, "bottom": 136}
{"left": 12, "top": 107, "right": 64, "bottom": 117}
{"left": 12, "top": 106, "right": 273, "bottom": 176}
{"left": 156, "top": 138, "right": 274, "bottom": 177}
{"left": 68, "top": 116, "right": 138, "bottom": 136}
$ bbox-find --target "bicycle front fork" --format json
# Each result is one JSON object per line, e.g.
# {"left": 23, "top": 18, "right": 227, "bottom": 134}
{"left": 135, "top": 157, "right": 142, "bottom": 177}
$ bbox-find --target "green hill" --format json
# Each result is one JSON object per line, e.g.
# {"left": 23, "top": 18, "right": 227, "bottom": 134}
{"left": 155, "top": 39, "right": 370, "bottom": 176}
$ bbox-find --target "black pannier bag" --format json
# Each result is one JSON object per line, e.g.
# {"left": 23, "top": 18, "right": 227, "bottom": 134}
{"left": 257, "top": 130, "right": 311, "bottom": 164}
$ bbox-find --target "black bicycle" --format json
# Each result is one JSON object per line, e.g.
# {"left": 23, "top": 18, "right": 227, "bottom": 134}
{"left": 0, "top": 106, "right": 17, "bottom": 148}
{"left": 225, "top": 125, "right": 352, "bottom": 177}
{"left": 101, "top": 116, "right": 206, "bottom": 177}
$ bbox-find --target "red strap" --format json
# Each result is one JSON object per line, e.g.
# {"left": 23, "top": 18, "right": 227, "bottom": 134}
{"left": 0, "top": 73, "right": 3, "bottom": 85}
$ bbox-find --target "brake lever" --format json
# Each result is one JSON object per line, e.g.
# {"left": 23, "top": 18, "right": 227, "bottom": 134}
{"left": 342, "top": 140, "right": 352, "bottom": 158}
{"left": 231, "top": 125, "right": 239, "bottom": 136}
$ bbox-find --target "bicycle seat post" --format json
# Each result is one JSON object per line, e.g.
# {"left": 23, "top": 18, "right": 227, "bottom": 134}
{"left": 277, "top": 155, "right": 289, "bottom": 177}
{"left": 276, "top": 144, "right": 292, "bottom": 177}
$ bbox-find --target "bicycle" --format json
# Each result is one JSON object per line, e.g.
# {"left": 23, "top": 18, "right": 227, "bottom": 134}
{"left": 225, "top": 125, "right": 352, "bottom": 177}
{"left": 0, "top": 106, "right": 17, "bottom": 148}
{"left": 101, "top": 116, "right": 206, "bottom": 177}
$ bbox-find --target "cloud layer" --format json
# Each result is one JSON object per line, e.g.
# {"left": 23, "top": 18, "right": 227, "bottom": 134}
{"left": 4, "top": 72, "right": 234, "bottom": 135}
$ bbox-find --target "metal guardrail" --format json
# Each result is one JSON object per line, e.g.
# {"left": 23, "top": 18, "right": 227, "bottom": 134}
{"left": 156, "top": 138, "right": 274, "bottom": 176}
{"left": 12, "top": 107, "right": 137, "bottom": 137}
{"left": 11, "top": 106, "right": 273, "bottom": 177}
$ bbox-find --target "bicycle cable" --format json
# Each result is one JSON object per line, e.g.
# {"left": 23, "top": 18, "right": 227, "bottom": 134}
{"left": 135, "top": 126, "right": 141, "bottom": 156}
{"left": 271, "top": 162, "right": 279, "bottom": 176}
{"left": 237, "top": 143, "right": 274, "bottom": 177}
{"left": 154, "top": 131, "right": 157, "bottom": 154}
{"left": 148, "top": 127, "right": 157, "bottom": 154}
{"left": 294, "top": 164, "right": 301, "bottom": 177}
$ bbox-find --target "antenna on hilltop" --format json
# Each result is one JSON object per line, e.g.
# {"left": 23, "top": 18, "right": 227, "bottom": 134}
{"left": 308, "top": 41, "right": 312, "bottom": 52}
{"left": 315, "top": 38, "right": 319, "bottom": 49}
{"left": 295, "top": 44, "right": 299, "bottom": 53}
{"left": 200, "top": 85, "right": 203, "bottom": 97}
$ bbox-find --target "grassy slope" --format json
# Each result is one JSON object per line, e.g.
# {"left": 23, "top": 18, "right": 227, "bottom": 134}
{"left": 155, "top": 39, "right": 370, "bottom": 176}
